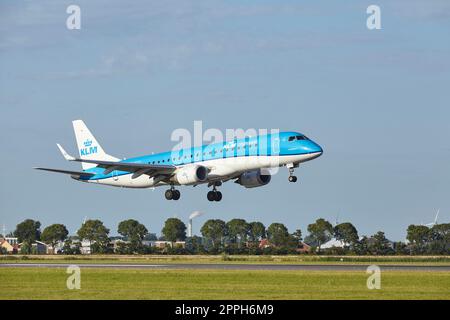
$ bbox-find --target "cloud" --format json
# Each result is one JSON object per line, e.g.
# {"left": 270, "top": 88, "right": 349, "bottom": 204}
{"left": 389, "top": 0, "right": 450, "bottom": 20}
{"left": 3, "top": 1, "right": 450, "bottom": 80}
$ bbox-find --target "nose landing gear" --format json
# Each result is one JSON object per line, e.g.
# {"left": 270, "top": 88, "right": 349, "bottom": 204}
{"left": 287, "top": 163, "right": 298, "bottom": 183}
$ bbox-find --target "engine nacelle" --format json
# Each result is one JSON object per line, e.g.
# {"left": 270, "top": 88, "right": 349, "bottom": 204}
{"left": 236, "top": 169, "right": 271, "bottom": 188}
{"left": 174, "top": 165, "right": 208, "bottom": 185}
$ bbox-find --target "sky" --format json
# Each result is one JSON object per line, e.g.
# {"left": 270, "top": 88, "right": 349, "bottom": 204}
{"left": 1, "top": 0, "right": 449, "bottom": 241}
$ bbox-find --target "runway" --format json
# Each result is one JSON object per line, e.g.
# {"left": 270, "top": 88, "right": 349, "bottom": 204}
{"left": 1, "top": 263, "right": 449, "bottom": 271}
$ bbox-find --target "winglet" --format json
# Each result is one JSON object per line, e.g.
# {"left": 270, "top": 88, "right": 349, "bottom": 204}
{"left": 57, "top": 143, "right": 76, "bottom": 161}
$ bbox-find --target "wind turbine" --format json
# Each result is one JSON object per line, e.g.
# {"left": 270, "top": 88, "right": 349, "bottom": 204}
{"left": 76, "top": 216, "right": 89, "bottom": 234}
{"left": 333, "top": 210, "right": 340, "bottom": 227}
{"left": 424, "top": 209, "right": 439, "bottom": 227}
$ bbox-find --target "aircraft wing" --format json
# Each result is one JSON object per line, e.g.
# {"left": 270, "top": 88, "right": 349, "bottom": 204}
{"left": 34, "top": 167, "right": 96, "bottom": 178}
{"left": 70, "top": 158, "right": 176, "bottom": 176}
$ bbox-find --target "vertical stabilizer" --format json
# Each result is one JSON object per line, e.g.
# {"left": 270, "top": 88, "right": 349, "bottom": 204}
{"left": 72, "top": 120, "right": 119, "bottom": 170}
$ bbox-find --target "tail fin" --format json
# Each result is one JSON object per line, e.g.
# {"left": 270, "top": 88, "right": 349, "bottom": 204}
{"left": 72, "top": 120, "right": 119, "bottom": 170}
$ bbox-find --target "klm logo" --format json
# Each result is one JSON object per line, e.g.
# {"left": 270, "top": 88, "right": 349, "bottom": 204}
{"left": 80, "top": 139, "right": 97, "bottom": 156}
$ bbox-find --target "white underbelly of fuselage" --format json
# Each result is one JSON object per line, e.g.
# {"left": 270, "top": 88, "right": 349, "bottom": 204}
{"left": 86, "top": 153, "right": 318, "bottom": 188}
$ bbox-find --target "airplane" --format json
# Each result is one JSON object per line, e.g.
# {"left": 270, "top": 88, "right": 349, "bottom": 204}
{"left": 35, "top": 120, "right": 323, "bottom": 201}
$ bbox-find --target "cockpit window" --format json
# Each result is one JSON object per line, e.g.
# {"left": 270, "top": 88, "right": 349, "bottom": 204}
{"left": 288, "top": 135, "right": 309, "bottom": 141}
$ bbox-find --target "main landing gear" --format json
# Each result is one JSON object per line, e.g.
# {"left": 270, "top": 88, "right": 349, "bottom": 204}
{"left": 165, "top": 186, "right": 180, "bottom": 200}
{"left": 287, "top": 163, "right": 298, "bottom": 183}
{"left": 207, "top": 183, "right": 222, "bottom": 202}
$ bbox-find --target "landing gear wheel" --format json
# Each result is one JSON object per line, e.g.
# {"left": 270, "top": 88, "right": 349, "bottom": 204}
{"left": 172, "top": 190, "right": 180, "bottom": 200}
{"left": 288, "top": 175, "right": 297, "bottom": 183}
{"left": 215, "top": 191, "right": 222, "bottom": 201}
{"left": 207, "top": 191, "right": 216, "bottom": 201}
{"left": 165, "top": 189, "right": 173, "bottom": 200}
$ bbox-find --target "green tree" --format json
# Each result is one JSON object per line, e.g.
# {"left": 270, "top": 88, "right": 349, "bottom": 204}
{"left": 201, "top": 219, "right": 227, "bottom": 250}
{"left": 185, "top": 235, "right": 205, "bottom": 254}
{"left": 393, "top": 241, "right": 408, "bottom": 255}
{"left": 334, "top": 222, "right": 359, "bottom": 248}
{"left": 267, "top": 223, "right": 290, "bottom": 247}
{"left": 406, "top": 224, "right": 430, "bottom": 254}
{"left": 292, "top": 229, "right": 303, "bottom": 242}
{"left": 77, "top": 219, "right": 110, "bottom": 253}
{"left": 118, "top": 219, "right": 148, "bottom": 253}
{"left": 428, "top": 223, "right": 450, "bottom": 254}
{"left": 307, "top": 218, "right": 333, "bottom": 252}
{"left": 62, "top": 239, "right": 81, "bottom": 255}
{"left": 41, "top": 224, "right": 69, "bottom": 252}
{"left": 353, "top": 236, "right": 369, "bottom": 255}
{"left": 248, "top": 222, "right": 266, "bottom": 243}
{"left": 226, "top": 219, "right": 249, "bottom": 247}
{"left": 161, "top": 218, "right": 186, "bottom": 244}
{"left": 368, "top": 231, "right": 393, "bottom": 255}
{"left": 14, "top": 219, "right": 41, "bottom": 254}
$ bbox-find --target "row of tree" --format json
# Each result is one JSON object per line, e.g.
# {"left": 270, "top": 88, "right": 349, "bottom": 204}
{"left": 2, "top": 217, "right": 449, "bottom": 255}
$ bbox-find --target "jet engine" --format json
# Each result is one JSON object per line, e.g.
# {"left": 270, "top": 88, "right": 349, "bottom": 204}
{"left": 174, "top": 165, "right": 208, "bottom": 185}
{"left": 235, "top": 169, "right": 271, "bottom": 188}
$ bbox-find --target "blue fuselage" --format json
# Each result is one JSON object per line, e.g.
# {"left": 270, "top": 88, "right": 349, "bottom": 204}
{"left": 82, "top": 131, "right": 322, "bottom": 181}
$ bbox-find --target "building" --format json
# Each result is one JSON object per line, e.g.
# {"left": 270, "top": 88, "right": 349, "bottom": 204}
{"left": 110, "top": 239, "right": 128, "bottom": 252}
{"left": 46, "top": 241, "right": 65, "bottom": 254}
{"left": 296, "top": 242, "right": 311, "bottom": 253}
{"left": 150, "top": 241, "right": 186, "bottom": 249}
{"left": 258, "top": 239, "right": 311, "bottom": 253}
{"left": 258, "top": 239, "right": 270, "bottom": 249}
{"left": 0, "top": 237, "right": 19, "bottom": 253}
{"left": 320, "top": 238, "right": 347, "bottom": 249}
{"left": 68, "top": 239, "right": 92, "bottom": 254}
{"left": 80, "top": 239, "right": 92, "bottom": 254}
{"left": 17, "top": 240, "right": 48, "bottom": 254}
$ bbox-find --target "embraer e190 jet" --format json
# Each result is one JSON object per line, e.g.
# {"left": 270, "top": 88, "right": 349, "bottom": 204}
{"left": 35, "top": 120, "right": 323, "bottom": 201}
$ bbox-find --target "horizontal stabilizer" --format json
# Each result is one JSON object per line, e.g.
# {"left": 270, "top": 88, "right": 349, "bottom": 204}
{"left": 57, "top": 143, "right": 76, "bottom": 161}
{"left": 34, "top": 167, "right": 95, "bottom": 178}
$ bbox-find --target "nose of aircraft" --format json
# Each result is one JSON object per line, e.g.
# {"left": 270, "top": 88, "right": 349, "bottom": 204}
{"left": 302, "top": 140, "right": 323, "bottom": 155}
{"left": 314, "top": 142, "right": 323, "bottom": 155}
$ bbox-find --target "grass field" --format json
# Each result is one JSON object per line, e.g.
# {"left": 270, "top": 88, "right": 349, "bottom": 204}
{"left": 1, "top": 254, "right": 450, "bottom": 265}
{"left": 0, "top": 267, "right": 449, "bottom": 300}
